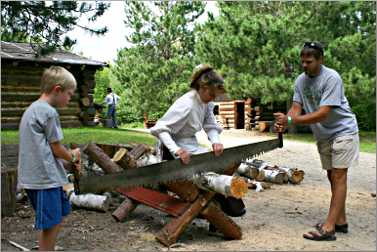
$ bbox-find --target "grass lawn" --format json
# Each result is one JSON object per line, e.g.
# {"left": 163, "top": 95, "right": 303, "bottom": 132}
{"left": 1, "top": 127, "right": 156, "bottom": 146}
{"left": 279, "top": 131, "right": 376, "bottom": 153}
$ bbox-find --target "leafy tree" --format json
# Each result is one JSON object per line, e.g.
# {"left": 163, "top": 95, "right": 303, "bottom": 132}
{"left": 113, "top": 1, "right": 206, "bottom": 121}
{"left": 195, "top": 1, "right": 376, "bottom": 130}
{"left": 94, "top": 66, "right": 137, "bottom": 123}
{"left": 1, "top": 1, "right": 109, "bottom": 54}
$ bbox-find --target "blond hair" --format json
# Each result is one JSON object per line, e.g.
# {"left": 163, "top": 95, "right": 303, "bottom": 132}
{"left": 40, "top": 66, "right": 77, "bottom": 93}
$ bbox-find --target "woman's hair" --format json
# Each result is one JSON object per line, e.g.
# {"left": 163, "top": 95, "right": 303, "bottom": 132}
{"left": 190, "top": 69, "right": 224, "bottom": 90}
{"left": 40, "top": 66, "right": 77, "bottom": 93}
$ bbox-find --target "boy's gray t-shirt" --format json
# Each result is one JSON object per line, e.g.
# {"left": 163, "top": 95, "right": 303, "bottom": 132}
{"left": 293, "top": 65, "right": 358, "bottom": 141}
{"left": 18, "top": 100, "right": 68, "bottom": 189}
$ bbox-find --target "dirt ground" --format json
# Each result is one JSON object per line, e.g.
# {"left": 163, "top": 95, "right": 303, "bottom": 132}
{"left": 2, "top": 130, "right": 376, "bottom": 251}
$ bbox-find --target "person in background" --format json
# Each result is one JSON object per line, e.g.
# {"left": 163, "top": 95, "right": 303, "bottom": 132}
{"left": 104, "top": 87, "right": 120, "bottom": 128}
{"left": 274, "top": 42, "right": 359, "bottom": 241}
{"left": 150, "top": 64, "right": 246, "bottom": 234}
{"left": 18, "top": 66, "right": 81, "bottom": 250}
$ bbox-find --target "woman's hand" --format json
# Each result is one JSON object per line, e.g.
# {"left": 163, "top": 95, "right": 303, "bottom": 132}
{"left": 175, "top": 148, "right": 190, "bottom": 165}
{"left": 212, "top": 143, "right": 224, "bottom": 156}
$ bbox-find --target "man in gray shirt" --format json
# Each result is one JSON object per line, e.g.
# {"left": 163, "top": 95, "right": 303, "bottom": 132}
{"left": 274, "top": 42, "right": 359, "bottom": 241}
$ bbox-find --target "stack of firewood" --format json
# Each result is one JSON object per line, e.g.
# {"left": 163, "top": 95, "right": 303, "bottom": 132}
{"left": 237, "top": 159, "right": 305, "bottom": 185}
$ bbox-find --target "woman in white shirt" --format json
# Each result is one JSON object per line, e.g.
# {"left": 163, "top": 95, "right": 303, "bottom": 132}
{"left": 150, "top": 63, "right": 224, "bottom": 162}
{"left": 150, "top": 64, "right": 246, "bottom": 224}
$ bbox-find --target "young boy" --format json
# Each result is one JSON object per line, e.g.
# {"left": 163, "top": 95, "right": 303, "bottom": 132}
{"left": 17, "top": 66, "right": 81, "bottom": 251}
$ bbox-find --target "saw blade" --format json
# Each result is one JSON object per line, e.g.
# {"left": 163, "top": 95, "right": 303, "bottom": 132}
{"left": 78, "top": 138, "right": 281, "bottom": 194}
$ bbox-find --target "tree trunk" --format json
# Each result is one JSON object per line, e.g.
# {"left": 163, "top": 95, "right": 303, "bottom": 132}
{"left": 83, "top": 143, "right": 123, "bottom": 173}
{"left": 192, "top": 172, "right": 248, "bottom": 199}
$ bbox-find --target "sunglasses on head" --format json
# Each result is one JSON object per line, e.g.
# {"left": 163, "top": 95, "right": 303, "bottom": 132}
{"left": 303, "top": 42, "right": 324, "bottom": 54}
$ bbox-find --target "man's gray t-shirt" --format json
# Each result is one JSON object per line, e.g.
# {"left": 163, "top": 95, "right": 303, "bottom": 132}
{"left": 18, "top": 100, "right": 68, "bottom": 189}
{"left": 293, "top": 65, "right": 358, "bottom": 141}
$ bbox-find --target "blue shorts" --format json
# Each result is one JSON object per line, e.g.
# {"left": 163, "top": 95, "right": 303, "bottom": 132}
{"left": 25, "top": 187, "right": 71, "bottom": 230}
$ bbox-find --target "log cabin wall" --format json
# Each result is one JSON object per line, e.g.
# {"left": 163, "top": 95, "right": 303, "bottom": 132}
{"left": 1, "top": 41, "right": 107, "bottom": 130}
{"left": 214, "top": 99, "right": 287, "bottom": 131}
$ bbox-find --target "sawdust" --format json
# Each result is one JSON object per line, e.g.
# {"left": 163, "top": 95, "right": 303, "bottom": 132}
{"left": 1, "top": 130, "right": 376, "bottom": 251}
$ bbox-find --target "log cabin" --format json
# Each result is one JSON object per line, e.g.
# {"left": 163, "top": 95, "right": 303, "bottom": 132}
{"left": 1, "top": 41, "right": 108, "bottom": 130}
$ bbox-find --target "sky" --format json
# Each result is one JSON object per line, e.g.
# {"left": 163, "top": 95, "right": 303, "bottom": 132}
{"left": 68, "top": 1, "right": 219, "bottom": 64}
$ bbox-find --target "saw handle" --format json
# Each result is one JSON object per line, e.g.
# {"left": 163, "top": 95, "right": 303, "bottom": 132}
{"left": 278, "top": 132, "right": 283, "bottom": 148}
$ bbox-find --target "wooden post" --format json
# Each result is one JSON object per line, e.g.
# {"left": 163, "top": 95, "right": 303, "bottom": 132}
{"left": 1, "top": 166, "right": 17, "bottom": 217}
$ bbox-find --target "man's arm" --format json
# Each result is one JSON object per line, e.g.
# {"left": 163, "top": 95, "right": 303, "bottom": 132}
{"left": 292, "top": 105, "right": 331, "bottom": 125}
{"left": 274, "top": 102, "right": 331, "bottom": 128}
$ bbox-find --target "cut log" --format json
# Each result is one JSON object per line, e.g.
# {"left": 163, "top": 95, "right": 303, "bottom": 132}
{"left": 96, "top": 143, "right": 135, "bottom": 157}
{"left": 200, "top": 201, "right": 242, "bottom": 240}
{"left": 110, "top": 145, "right": 151, "bottom": 221}
{"left": 237, "top": 163, "right": 259, "bottom": 180}
{"left": 192, "top": 172, "right": 248, "bottom": 199}
{"left": 64, "top": 184, "right": 109, "bottom": 212}
{"left": 155, "top": 191, "right": 215, "bottom": 246}
{"left": 111, "top": 144, "right": 151, "bottom": 169}
{"left": 83, "top": 143, "right": 123, "bottom": 173}
{"left": 112, "top": 197, "right": 138, "bottom": 222}
{"left": 111, "top": 148, "right": 134, "bottom": 169}
{"left": 279, "top": 166, "right": 305, "bottom": 184}
{"left": 258, "top": 168, "right": 286, "bottom": 184}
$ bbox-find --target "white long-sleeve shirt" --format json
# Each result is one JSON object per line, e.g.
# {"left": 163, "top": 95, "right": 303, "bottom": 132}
{"left": 104, "top": 93, "right": 120, "bottom": 106}
{"left": 150, "top": 89, "right": 222, "bottom": 156}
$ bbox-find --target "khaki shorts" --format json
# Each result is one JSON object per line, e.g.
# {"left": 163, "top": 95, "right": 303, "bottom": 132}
{"left": 316, "top": 133, "right": 359, "bottom": 170}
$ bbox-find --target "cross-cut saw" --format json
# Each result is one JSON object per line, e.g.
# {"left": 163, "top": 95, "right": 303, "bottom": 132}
{"left": 77, "top": 134, "right": 283, "bottom": 194}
